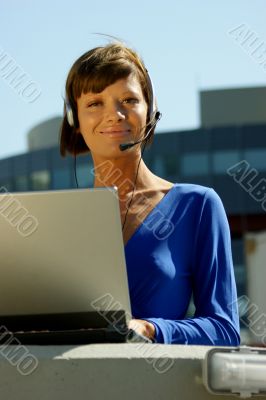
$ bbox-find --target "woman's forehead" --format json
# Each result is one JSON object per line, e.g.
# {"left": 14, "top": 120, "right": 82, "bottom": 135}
{"left": 80, "top": 74, "right": 144, "bottom": 97}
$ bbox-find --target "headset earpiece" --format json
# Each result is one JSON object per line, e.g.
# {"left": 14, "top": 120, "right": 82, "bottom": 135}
{"left": 145, "top": 69, "right": 158, "bottom": 122}
{"left": 65, "top": 98, "right": 75, "bottom": 127}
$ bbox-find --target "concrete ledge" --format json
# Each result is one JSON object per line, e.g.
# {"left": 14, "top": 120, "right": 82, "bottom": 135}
{"left": 1, "top": 344, "right": 266, "bottom": 400}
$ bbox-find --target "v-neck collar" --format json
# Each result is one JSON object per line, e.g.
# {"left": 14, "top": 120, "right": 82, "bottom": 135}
{"left": 124, "top": 183, "right": 177, "bottom": 248}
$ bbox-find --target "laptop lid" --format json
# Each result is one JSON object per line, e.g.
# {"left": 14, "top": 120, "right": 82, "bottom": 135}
{"left": 0, "top": 187, "right": 132, "bottom": 327}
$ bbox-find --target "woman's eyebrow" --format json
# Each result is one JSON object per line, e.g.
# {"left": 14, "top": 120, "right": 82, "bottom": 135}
{"left": 80, "top": 93, "right": 102, "bottom": 104}
{"left": 81, "top": 90, "right": 140, "bottom": 101}
{"left": 121, "top": 90, "right": 140, "bottom": 96}
{"left": 83, "top": 93, "right": 102, "bottom": 99}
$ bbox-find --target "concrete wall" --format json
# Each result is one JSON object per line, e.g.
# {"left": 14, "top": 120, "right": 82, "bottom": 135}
{"left": 200, "top": 87, "right": 266, "bottom": 127}
{"left": 245, "top": 230, "right": 266, "bottom": 345}
{"left": 27, "top": 117, "right": 62, "bottom": 151}
{"left": 1, "top": 344, "right": 266, "bottom": 400}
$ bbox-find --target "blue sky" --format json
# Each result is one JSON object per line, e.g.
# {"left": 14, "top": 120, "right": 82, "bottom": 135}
{"left": 0, "top": 0, "right": 265, "bottom": 160}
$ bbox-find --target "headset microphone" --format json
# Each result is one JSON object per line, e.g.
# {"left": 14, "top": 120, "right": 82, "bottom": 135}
{"left": 119, "top": 111, "right": 161, "bottom": 152}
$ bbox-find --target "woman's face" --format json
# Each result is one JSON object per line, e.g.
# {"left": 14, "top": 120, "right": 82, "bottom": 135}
{"left": 76, "top": 73, "right": 148, "bottom": 159}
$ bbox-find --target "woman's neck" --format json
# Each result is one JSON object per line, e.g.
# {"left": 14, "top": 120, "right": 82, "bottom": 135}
{"left": 92, "top": 153, "right": 157, "bottom": 198}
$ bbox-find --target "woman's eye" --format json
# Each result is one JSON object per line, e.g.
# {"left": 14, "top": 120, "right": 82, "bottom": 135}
{"left": 123, "top": 98, "right": 138, "bottom": 104}
{"left": 87, "top": 101, "right": 100, "bottom": 108}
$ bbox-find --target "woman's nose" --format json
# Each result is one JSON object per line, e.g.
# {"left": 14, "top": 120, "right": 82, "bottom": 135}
{"left": 105, "top": 102, "right": 126, "bottom": 123}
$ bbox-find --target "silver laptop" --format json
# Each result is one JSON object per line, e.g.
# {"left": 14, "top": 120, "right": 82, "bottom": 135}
{"left": 0, "top": 187, "right": 135, "bottom": 342}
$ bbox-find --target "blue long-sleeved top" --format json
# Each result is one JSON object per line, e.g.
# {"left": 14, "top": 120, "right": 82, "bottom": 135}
{"left": 124, "top": 183, "right": 240, "bottom": 345}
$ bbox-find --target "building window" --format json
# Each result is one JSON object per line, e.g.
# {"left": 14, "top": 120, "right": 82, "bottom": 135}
{"left": 53, "top": 168, "right": 71, "bottom": 189}
{"left": 180, "top": 153, "right": 209, "bottom": 176}
{"left": 243, "top": 149, "right": 266, "bottom": 171}
{"left": 76, "top": 163, "right": 94, "bottom": 188}
{"left": 0, "top": 181, "right": 13, "bottom": 191}
{"left": 31, "top": 170, "right": 50, "bottom": 191}
{"left": 164, "top": 155, "right": 178, "bottom": 177}
{"left": 233, "top": 263, "right": 246, "bottom": 297}
{"left": 14, "top": 175, "right": 29, "bottom": 191}
{"left": 212, "top": 150, "right": 240, "bottom": 174}
{"left": 153, "top": 156, "right": 166, "bottom": 177}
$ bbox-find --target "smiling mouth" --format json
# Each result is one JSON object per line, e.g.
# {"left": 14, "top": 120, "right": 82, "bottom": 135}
{"left": 99, "top": 129, "right": 131, "bottom": 137}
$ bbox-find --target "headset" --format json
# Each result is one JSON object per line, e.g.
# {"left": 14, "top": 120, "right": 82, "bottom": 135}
{"left": 65, "top": 99, "right": 75, "bottom": 128}
{"left": 64, "top": 69, "right": 161, "bottom": 151}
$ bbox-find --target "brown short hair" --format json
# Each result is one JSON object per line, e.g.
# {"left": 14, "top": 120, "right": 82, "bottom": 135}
{"left": 60, "top": 43, "right": 156, "bottom": 156}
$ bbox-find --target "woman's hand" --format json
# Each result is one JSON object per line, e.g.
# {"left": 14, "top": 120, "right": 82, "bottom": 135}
{"left": 128, "top": 319, "right": 156, "bottom": 340}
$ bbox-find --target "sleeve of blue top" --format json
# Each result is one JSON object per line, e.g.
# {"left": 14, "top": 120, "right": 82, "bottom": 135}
{"left": 145, "top": 189, "right": 241, "bottom": 345}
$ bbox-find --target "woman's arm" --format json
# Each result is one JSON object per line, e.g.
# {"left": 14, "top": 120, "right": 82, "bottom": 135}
{"left": 144, "top": 189, "right": 240, "bottom": 345}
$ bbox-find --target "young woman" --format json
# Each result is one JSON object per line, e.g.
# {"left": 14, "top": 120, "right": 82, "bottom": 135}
{"left": 60, "top": 42, "right": 240, "bottom": 345}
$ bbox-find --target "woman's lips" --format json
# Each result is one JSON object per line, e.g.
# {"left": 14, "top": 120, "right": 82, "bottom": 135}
{"left": 99, "top": 129, "right": 131, "bottom": 138}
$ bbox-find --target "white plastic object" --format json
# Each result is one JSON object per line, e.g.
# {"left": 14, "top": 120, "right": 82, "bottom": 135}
{"left": 202, "top": 346, "right": 266, "bottom": 398}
